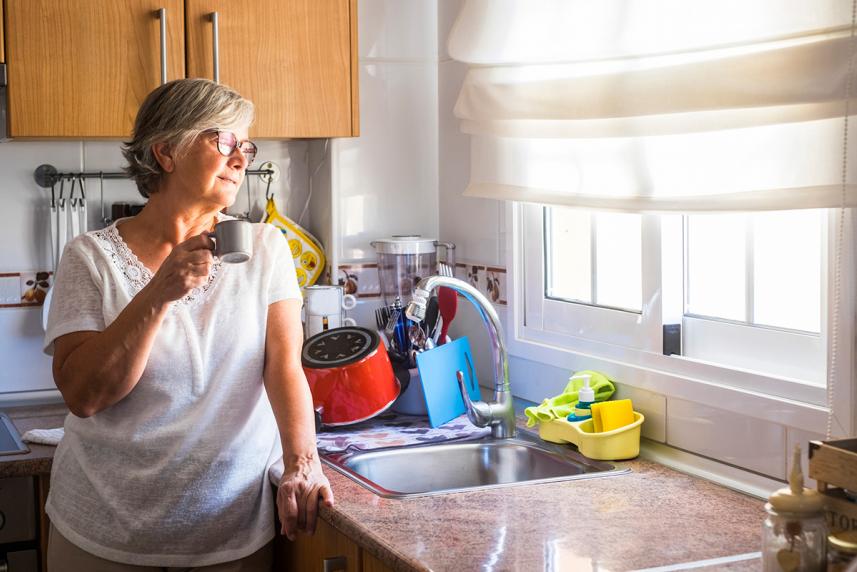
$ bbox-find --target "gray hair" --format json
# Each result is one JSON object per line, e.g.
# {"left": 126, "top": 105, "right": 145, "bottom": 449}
{"left": 122, "top": 79, "right": 254, "bottom": 198}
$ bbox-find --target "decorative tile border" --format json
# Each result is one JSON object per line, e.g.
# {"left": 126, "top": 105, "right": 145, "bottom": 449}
{"left": 337, "top": 263, "right": 381, "bottom": 298}
{"left": 334, "top": 261, "right": 507, "bottom": 306}
{"left": 0, "top": 271, "right": 52, "bottom": 309}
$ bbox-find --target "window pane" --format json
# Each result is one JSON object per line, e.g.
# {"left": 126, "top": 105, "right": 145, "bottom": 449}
{"left": 546, "top": 207, "right": 591, "bottom": 302}
{"left": 686, "top": 214, "right": 746, "bottom": 321}
{"left": 753, "top": 210, "right": 822, "bottom": 332}
{"left": 595, "top": 212, "right": 641, "bottom": 311}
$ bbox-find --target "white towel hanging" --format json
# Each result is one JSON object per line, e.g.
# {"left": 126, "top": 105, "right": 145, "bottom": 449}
{"left": 49, "top": 201, "right": 59, "bottom": 273}
{"left": 78, "top": 197, "right": 88, "bottom": 234}
{"left": 57, "top": 197, "right": 68, "bottom": 265}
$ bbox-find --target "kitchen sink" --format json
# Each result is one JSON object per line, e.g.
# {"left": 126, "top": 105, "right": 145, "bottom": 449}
{"left": 321, "top": 429, "right": 629, "bottom": 498}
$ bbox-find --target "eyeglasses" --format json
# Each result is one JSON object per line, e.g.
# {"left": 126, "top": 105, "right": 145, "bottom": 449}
{"left": 209, "top": 130, "right": 258, "bottom": 166}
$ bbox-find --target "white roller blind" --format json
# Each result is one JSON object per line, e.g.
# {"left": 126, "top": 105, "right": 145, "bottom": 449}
{"left": 449, "top": 0, "right": 857, "bottom": 212}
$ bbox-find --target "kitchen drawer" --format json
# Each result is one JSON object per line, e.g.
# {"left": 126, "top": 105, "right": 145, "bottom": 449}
{"left": 0, "top": 477, "right": 36, "bottom": 543}
{"left": 2, "top": 549, "right": 38, "bottom": 572}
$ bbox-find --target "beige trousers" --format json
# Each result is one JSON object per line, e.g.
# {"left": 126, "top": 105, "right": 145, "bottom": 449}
{"left": 47, "top": 523, "right": 274, "bottom": 572}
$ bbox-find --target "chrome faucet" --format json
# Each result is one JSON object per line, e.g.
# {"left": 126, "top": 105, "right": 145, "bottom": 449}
{"left": 405, "top": 276, "right": 516, "bottom": 439}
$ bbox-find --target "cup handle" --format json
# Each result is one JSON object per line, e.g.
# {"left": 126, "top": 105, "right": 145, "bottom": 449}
{"left": 342, "top": 294, "right": 357, "bottom": 310}
{"left": 344, "top": 317, "right": 357, "bottom": 327}
{"left": 206, "top": 230, "right": 219, "bottom": 257}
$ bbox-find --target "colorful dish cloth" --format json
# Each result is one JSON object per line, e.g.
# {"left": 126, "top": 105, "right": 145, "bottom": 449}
{"left": 315, "top": 412, "right": 490, "bottom": 454}
{"left": 22, "top": 427, "right": 64, "bottom": 446}
{"left": 524, "top": 370, "right": 616, "bottom": 427}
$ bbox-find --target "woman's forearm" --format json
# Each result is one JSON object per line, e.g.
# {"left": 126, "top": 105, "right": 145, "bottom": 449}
{"left": 56, "top": 283, "right": 171, "bottom": 417}
{"left": 265, "top": 364, "right": 320, "bottom": 465}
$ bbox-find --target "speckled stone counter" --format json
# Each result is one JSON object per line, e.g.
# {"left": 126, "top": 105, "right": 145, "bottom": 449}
{"left": 316, "top": 451, "right": 765, "bottom": 572}
{"left": 0, "top": 403, "right": 67, "bottom": 477}
{"left": 2, "top": 404, "right": 765, "bottom": 570}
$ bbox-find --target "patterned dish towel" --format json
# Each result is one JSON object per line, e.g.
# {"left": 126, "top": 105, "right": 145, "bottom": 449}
{"left": 316, "top": 412, "right": 490, "bottom": 454}
{"left": 22, "top": 428, "right": 64, "bottom": 446}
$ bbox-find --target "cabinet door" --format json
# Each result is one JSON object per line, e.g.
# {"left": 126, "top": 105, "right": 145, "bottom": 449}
{"left": 275, "top": 518, "right": 361, "bottom": 571}
{"left": 6, "top": 0, "right": 185, "bottom": 138}
{"left": 185, "top": 0, "right": 358, "bottom": 138}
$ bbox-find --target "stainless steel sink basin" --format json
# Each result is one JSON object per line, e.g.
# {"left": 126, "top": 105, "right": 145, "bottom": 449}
{"left": 321, "top": 429, "right": 629, "bottom": 498}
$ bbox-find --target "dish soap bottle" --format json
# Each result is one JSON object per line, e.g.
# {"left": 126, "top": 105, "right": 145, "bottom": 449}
{"left": 761, "top": 444, "right": 827, "bottom": 572}
{"left": 567, "top": 375, "right": 595, "bottom": 422}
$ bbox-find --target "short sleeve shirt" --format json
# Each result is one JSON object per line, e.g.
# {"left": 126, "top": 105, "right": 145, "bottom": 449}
{"left": 43, "top": 216, "right": 301, "bottom": 567}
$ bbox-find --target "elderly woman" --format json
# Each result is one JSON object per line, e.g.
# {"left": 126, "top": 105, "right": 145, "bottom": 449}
{"left": 43, "top": 78, "right": 332, "bottom": 570}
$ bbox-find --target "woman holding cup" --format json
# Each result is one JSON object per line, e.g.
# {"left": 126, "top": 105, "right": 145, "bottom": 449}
{"left": 43, "top": 79, "right": 331, "bottom": 569}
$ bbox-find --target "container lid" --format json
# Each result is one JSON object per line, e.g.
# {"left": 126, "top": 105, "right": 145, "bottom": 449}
{"left": 371, "top": 235, "right": 437, "bottom": 255}
{"left": 768, "top": 444, "right": 825, "bottom": 514}
{"left": 302, "top": 327, "right": 380, "bottom": 368}
{"left": 829, "top": 530, "right": 857, "bottom": 554}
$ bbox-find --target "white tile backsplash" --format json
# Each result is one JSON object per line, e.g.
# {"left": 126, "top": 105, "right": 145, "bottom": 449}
{"left": 358, "top": 0, "right": 439, "bottom": 61}
{"left": 667, "top": 397, "right": 787, "bottom": 479}
{"left": 787, "top": 427, "right": 826, "bottom": 490}
{"left": 334, "top": 62, "right": 439, "bottom": 261}
{"left": 0, "top": 141, "right": 85, "bottom": 271}
{"left": 614, "top": 384, "right": 666, "bottom": 443}
{"left": 438, "top": 60, "right": 502, "bottom": 265}
{"left": 0, "top": 308, "right": 53, "bottom": 394}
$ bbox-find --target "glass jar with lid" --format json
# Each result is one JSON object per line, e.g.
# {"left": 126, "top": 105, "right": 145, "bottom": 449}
{"left": 761, "top": 444, "right": 827, "bottom": 571}
{"left": 828, "top": 530, "right": 857, "bottom": 571}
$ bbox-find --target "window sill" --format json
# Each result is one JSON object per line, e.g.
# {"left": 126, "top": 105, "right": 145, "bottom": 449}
{"left": 507, "top": 331, "right": 830, "bottom": 435}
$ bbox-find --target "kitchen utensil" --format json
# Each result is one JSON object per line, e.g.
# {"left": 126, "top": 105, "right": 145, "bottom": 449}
{"left": 371, "top": 236, "right": 455, "bottom": 306}
{"left": 424, "top": 296, "right": 439, "bottom": 340}
{"left": 415, "top": 337, "right": 481, "bottom": 427}
{"left": 437, "top": 287, "right": 458, "bottom": 346}
{"left": 209, "top": 219, "right": 253, "bottom": 263}
{"left": 302, "top": 327, "right": 400, "bottom": 426}
{"left": 538, "top": 411, "right": 645, "bottom": 460}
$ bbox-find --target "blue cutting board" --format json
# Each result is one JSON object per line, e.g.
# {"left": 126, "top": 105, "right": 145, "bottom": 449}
{"left": 415, "top": 337, "right": 482, "bottom": 427}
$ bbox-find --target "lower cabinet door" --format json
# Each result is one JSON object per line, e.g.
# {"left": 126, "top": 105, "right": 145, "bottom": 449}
{"left": 275, "top": 518, "right": 360, "bottom": 572}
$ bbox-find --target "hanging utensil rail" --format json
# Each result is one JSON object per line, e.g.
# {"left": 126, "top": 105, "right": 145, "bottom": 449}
{"left": 33, "top": 163, "right": 277, "bottom": 189}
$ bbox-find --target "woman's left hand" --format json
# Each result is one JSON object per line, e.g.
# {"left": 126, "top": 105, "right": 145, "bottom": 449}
{"left": 276, "top": 456, "right": 334, "bottom": 540}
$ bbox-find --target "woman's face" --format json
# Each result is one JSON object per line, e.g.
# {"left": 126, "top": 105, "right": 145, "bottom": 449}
{"left": 169, "top": 127, "right": 253, "bottom": 209}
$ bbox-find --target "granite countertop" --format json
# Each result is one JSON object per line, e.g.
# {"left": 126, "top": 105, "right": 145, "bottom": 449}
{"left": 0, "top": 403, "right": 67, "bottom": 477}
{"left": 2, "top": 403, "right": 766, "bottom": 571}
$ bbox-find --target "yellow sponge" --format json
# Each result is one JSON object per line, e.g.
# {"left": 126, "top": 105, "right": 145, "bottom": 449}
{"left": 590, "top": 399, "right": 635, "bottom": 433}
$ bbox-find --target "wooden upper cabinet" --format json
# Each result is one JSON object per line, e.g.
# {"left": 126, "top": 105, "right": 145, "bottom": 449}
{"left": 185, "top": 0, "right": 358, "bottom": 138}
{"left": 5, "top": 0, "right": 185, "bottom": 138}
{"left": 1, "top": 2, "right": 5, "bottom": 63}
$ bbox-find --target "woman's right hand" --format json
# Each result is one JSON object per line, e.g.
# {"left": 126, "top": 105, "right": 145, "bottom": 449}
{"left": 147, "top": 234, "right": 215, "bottom": 304}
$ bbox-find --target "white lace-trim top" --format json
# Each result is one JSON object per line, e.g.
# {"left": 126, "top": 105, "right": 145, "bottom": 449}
{"left": 42, "top": 219, "right": 302, "bottom": 567}
{"left": 92, "top": 218, "right": 223, "bottom": 306}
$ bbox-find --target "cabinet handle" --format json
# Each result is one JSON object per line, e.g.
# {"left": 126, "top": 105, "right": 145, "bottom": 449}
{"left": 322, "top": 556, "right": 347, "bottom": 572}
{"left": 158, "top": 8, "right": 167, "bottom": 84}
{"left": 210, "top": 12, "right": 220, "bottom": 83}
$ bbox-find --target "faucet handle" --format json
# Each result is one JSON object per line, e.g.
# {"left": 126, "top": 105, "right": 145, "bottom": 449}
{"left": 456, "top": 370, "right": 492, "bottom": 428}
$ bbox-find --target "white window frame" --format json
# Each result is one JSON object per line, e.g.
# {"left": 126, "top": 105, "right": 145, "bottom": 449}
{"left": 678, "top": 212, "right": 827, "bottom": 384}
{"left": 509, "top": 202, "right": 855, "bottom": 437}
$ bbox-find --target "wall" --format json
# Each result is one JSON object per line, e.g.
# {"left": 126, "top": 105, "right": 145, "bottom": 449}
{"left": 0, "top": 139, "right": 310, "bottom": 404}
